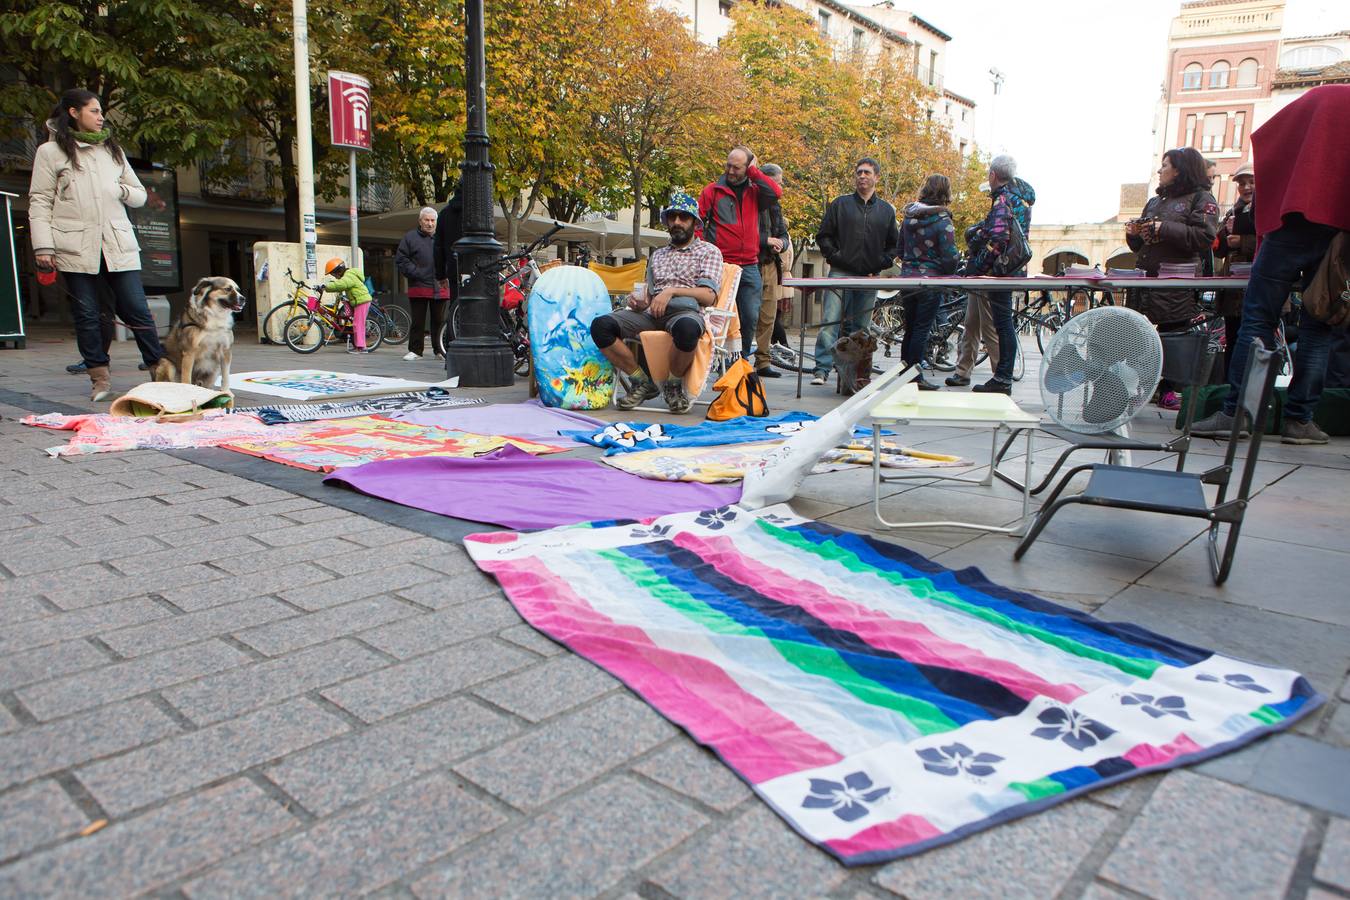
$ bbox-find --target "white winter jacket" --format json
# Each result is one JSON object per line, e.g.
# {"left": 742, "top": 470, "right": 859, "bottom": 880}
{"left": 27, "top": 125, "right": 146, "bottom": 274}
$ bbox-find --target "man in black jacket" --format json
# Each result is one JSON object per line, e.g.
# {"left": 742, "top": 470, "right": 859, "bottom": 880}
{"left": 396, "top": 207, "right": 445, "bottom": 360}
{"left": 432, "top": 181, "right": 464, "bottom": 348}
{"left": 810, "top": 157, "right": 900, "bottom": 385}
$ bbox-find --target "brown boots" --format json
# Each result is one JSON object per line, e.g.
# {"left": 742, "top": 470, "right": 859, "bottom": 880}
{"left": 88, "top": 365, "right": 112, "bottom": 402}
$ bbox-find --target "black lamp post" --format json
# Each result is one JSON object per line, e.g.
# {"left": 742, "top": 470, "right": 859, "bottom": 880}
{"left": 446, "top": 0, "right": 514, "bottom": 386}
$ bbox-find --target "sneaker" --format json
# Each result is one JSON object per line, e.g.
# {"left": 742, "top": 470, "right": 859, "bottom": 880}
{"left": 971, "top": 378, "right": 1012, "bottom": 395}
{"left": 1159, "top": 391, "right": 1181, "bottom": 411}
{"left": 945, "top": 374, "right": 970, "bottom": 387}
{"left": 67, "top": 361, "right": 87, "bottom": 374}
{"left": 756, "top": 366, "right": 781, "bottom": 379}
{"left": 403, "top": 351, "right": 421, "bottom": 361}
{"left": 809, "top": 372, "right": 827, "bottom": 386}
{"left": 616, "top": 374, "right": 659, "bottom": 410}
{"left": 914, "top": 377, "right": 940, "bottom": 391}
{"left": 1191, "top": 410, "right": 1249, "bottom": 439}
{"left": 662, "top": 377, "right": 693, "bottom": 414}
{"left": 1281, "top": 418, "right": 1329, "bottom": 445}
{"left": 346, "top": 346, "right": 372, "bottom": 354}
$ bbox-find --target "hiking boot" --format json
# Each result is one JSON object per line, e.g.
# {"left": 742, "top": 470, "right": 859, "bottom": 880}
{"left": 945, "top": 374, "right": 970, "bottom": 387}
{"left": 1158, "top": 390, "right": 1181, "bottom": 411}
{"left": 616, "top": 373, "right": 659, "bottom": 410}
{"left": 914, "top": 376, "right": 940, "bottom": 391}
{"left": 1191, "top": 410, "right": 1249, "bottom": 440}
{"left": 88, "top": 365, "right": 112, "bottom": 402}
{"left": 662, "top": 377, "right": 693, "bottom": 414}
{"left": 971, "top": 378, "right": 1012, "bottom": 395}
{"left": 67, "top": 361, "right": 87, "bottom": 374}
{"left": 1281, "top": 418, "right": 1329, "bottom": 445}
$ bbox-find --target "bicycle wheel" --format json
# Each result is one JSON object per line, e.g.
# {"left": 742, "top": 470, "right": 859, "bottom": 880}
{"left": 262, "top": 301, "right": 302, "bottom": 344}
{"left": 361, "top": 312, "right": 385, "bottom": 351}
{"left": 282, "top": 313, "right": 327, "bottom": 353}
{"left": 380, "top": 304, "right": 411, "bottom": 345}
{"left": 1035, "top": 313, "right": 1063, "bottom": 354}
{"left": 925, "top": 324, "right": 960, "bottom": 372}
{"left": 769, "top": 341, "right": 815, "bottom": 374}
{"left": 871, "top": 299, "right": 905, "bottom": 334}
{"left": 436, "top": 320, "right": 451, "bottom": 358}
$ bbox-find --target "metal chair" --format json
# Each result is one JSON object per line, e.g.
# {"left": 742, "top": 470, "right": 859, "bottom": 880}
{"left": 993, "top": 326, "right": 1215, "bottom": 495}
{"left": 1013, "top": 339, "right": 1280, "bottom": 585}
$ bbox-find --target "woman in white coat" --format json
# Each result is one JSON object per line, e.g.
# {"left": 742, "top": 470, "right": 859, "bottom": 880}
{"left": 28, "top": 89, "right": 164, "bottom": 401}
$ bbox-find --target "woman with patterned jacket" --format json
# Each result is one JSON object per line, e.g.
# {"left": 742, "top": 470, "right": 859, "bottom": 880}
{"left": 899, "top": 174, "right": 960, "bottom": 390}
{"left": 1125, "top": 147, "right": 1220, "bottom": 409}
{"left": 1214, "top": 163, "right": 1256, "bottom": 376}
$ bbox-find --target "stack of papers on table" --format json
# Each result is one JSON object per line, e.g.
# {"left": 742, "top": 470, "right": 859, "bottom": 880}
{"left": 1106, "top": 268, "right": 1146, "bottom": 278}
{"left": 1062, "top": 265, "right": 1104, "bottom": 278}
{"left": 1157, "top": 262, "right": 1200, "bottom": 278}
{"left": 870, "top": 383, "right": 1040, "bottom": 424}
{"left": 1229, "top": 263, "right": 1253, "bottom": 277}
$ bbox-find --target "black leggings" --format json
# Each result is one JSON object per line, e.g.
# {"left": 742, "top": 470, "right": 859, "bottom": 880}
{"left": 590, "top": 315, "right": 702, "bottom": 353}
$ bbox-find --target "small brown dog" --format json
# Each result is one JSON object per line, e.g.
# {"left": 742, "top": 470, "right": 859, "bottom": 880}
{"left": 151, "top": 277, "right": 246, "bottom": 391}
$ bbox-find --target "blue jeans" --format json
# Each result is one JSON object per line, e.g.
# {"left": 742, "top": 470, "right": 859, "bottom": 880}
{"left": 813, "top": 271, "right": 876, "bottom": 375}
{"left": 986, "top": 289, "right": 1018, "bottom": 384}
{"left": 902, "top": 289, "right": 942, "bottom": 370}
{"left": 63, "top": 262, "right": 164, "bottom": 368}
{"left": 1223, "top": 217, "right": 1337, "bottom": 422}
{"left": 734, "top": 262, "right": 764, "bottom": 357}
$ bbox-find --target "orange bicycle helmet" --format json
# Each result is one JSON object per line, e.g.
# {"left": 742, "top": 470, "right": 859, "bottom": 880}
{"left": 323, "top": 257, "right": 346, "bottom": 275}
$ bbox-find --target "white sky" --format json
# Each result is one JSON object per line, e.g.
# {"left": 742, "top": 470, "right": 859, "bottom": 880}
{"left": 898, "top": 0, "right": 1346, "bottom": 224}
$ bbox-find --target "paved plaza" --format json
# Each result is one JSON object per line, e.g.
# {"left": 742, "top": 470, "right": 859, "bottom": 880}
{"left": 1, "top": 328, "right": 1348, "bottom": 898}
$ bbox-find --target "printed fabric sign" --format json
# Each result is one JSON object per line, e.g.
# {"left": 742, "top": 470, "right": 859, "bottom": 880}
{"left": 229, "top": 371, "right": 441, "bottom": 401}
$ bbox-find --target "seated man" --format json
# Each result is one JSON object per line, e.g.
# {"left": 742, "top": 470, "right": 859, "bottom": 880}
{"left": 590, "top": 192, "right": 723, "bottom": 413}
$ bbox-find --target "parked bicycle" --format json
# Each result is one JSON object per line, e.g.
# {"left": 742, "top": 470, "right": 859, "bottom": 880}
{"left": 261, "top": 269, "right": 320, "bottom": 344}
{"left": 281, "top": 289, "right": 385, "bottom": 354}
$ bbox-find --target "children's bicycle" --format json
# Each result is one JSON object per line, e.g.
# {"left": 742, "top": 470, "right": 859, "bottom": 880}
{"left": 281, "top": 292, "right": 385, "bottom": 354}
{"left": 262, "top": 269, "right": 320, "bottom": 344}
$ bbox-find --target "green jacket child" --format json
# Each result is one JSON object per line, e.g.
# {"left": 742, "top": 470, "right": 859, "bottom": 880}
{"left": 322, "top": 258, "right": 372, "bottom": 305}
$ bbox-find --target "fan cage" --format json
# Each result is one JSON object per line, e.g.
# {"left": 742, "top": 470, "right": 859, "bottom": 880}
{"left": 1038, "top": 307, "right": 1164, "bottom": 434}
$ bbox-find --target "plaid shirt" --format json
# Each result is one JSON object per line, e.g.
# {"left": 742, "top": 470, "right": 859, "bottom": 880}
{"left": 648, "top": 237, "right": 724, "bottom": 296}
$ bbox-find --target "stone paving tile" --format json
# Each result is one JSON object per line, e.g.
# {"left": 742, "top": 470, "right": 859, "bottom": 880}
{"left": 278, "top": 504, "right": 359, "bottom": 525}
{"left": 0, "top": 698, "right": 181, "bottom": 790}
{"left": 454, "top": 693, "right": 676, "bottom": 811}
{"left": 0, "top": 780, "right": 89, "bottom": 862}
{"left": 413, "top": 776, "right": 706, "bottom": 900}
{"left": 632, "top": 738, "right": 752, "bottom": 814}
{"left": 0, "top": 779, "right": 297, "bottom": 897}
{"left": 1099, "top": 771, "right": 1310, "bottom": 900}
{"left": 0, "top": 598, "right": 171, "bottom": 655}
{"left": 873, "top": 798, "right": 1114, "bottom": 900}
{"left": 392, "top": 574, "right": 500, "bottom": 610}
{"left": 75, "top": 697, "right": 348, "bottom": 816}
{"left": 1326, "top": 704, "right": 1350, "bottom": 749}
{"left": 186, "top": 771, "right": 507, "bottom": 899}
{"left": 1079, "top": 883, "right": 1135, "bottom": 899}
{"left": 100, "top": 597, "right": 296, "bottom": 657}
{"left": 63, "top": 513, "right": 211, "bottom": 548}
{"left": 0, "top": 594, "right": 53, "bottom": 625}
{"left": 16, "top": 639, "right": 251, "bottom": 721}
{"left": 0, "top": 705, "right": 18, "bottom": 734}
{"left": 194, "top": 497, "right": 327, "bottom": 523}
{"left": 157, "top": 563, "right": 334, "bottom": 613}
{"left": 161, "top": 538, "right": 327, "bottom": 578}
{"left": 249, "top": 516, "right": 393, "bottom": 548}
{"left": 343, "top": 522, "right": 432, "bottom": 548}
{"left": 648, "top": 804, "right": 846, "bottom": 899}
{"left": 34, "top": 563, "right": 225, "bottom": 611}
{"left": 1, "top": 534, "right": 167, "bottom": 577}
{"left": 0, "top": 639, "right": 109, "bottom": 692}
{"left": 322, "top": 637, "right": 534, "bottom": 723}
{"left": 235, "top": 596, "right": 419, "bottom": 657}
{"left": 360, "top": 596, "right": 522, "bottom": 659}
{"left": 265, "top": 696, "right": 520, "bottom": 816}
{"left": 1314, "top": 817, "right": 1350, "bottom": 891}
{"left": 164, "top": 640, "right": 389, "bottom": 726}
{"left": 104, "top": 538, "right": 266, "bottom": 577}
{"left": 152, "top": 513, "right": 301, "bottom": 549}
{"left": 472, "top": 654, "right": 617, "bottom": 722}
{"left": 277, "top": 563, "right": 442, "bottom": 611}
{"left": 318, "top": 537, "right": 455, "bottom": 577}
{"left": 1197, "top": 733, "right": 1350, "bottom": 818}
{"left": 497, "top": 623, "right": 565, "bottom": 657}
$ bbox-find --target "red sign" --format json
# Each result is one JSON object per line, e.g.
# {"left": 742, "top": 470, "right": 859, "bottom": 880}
{"left": 328, "top": 71, "right": 372, "bottom": 151}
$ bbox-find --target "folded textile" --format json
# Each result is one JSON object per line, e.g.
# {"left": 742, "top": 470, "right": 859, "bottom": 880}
{"left": 466, "top": 503, "right": 1322, "bottom": 865}
{"left": 563, "top": 411, "right": 829, "bottom": 455}
{"left": 222, "top": 415, "right": 568, "bottom": 473}
{"left": 603, "top": 442, "right": 968, "bottom": 483}
{"left": 392, "top": 399, "right": 605, "bottom": 441}
{"left": 234, "top": 388, "right": 483, "bottom": 425}
{"left": 108, "top": 382, "right": 234, "bottom": 420}
{"left": 324, "top": 444, "right": 741, "bottom": 530}
{"left": 21, "top": 411, "right": 305, "bottom": 457}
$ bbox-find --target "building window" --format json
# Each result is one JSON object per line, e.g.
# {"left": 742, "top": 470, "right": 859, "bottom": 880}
{"left": 1182, "top": 62, "right": 1203, "bottom": 90}
{"left": 818, "top": 9, "right": 830, "bottom": 35}
{"left": 1184, "top": 114, "right": 1197, "bottom": 148}
{"left": 1280, "top": 45, "right": 1343, "bottom": 69}
{"left": 959, "top": 140, "right": 967, "bottom": 155}
{"left": 929, "top": 50, "right": 938, "bottom": 85}
{"left": 718, "top": 0, "right": 731, "bottom": 15}
{"left": 852, "top": 27, "right": 864, "bottom": 51}
{"left": 1233, "top": 111, "right": 1246, "bottom": 150}
{"left": 1236, "top": 58, "right": 1259, "bottom": 87}
{"left": 961, "top": 109, "right": 967, "bottom": 121}
{"left": 1209, "top": 60, "right": 1230, "bottom": 88}
{"left": 1202, "top": 113, "right": 1227, "bottom": 152}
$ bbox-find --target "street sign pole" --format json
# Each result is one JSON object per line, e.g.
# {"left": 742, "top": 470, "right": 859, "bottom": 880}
{"left": 329, "top": 71, "right": 372, "bottom": 272}
{"left": 349, "top": 149, "right": 359, "bottom": 265}
{"left": 292, "top": 0, "right": 318, "bottom": 281}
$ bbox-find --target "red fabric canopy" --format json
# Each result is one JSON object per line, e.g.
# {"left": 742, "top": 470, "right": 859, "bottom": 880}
{"left": 1251, "top": 85, "right": 1350, "bottom": 236}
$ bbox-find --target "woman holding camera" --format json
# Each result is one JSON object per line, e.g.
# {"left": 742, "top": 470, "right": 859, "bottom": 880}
{"left": 28, "top": 88, "right": 164, "bottom": 401}
{"left": 1125, "top": 147, "right": 1219, "bottom": 409}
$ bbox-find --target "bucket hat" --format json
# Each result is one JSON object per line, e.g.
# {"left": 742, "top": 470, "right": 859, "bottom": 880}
{"left": 660, "top": 191, "right": 701, "bottom": 226}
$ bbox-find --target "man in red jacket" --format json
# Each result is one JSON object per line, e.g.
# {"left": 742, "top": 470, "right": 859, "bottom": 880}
{"left": 699, "top": 146, "right": 783, "bottom": 360}
{"left": 1193, "top": 84, "right": 1350, "bottom": 445}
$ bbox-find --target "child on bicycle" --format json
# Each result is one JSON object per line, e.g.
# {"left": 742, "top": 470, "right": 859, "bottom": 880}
{"left": 323, "top": 258, "right": 374, "bottom": 353}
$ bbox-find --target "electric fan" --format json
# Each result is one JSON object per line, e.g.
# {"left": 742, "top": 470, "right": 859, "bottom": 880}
{"left": 1039, "top": 307, "right": 1163, "bottom": 434}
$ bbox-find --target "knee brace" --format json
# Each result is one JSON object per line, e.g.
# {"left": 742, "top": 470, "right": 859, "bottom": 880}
{"left": 670, "top": 317, "right": 703, "bottom": 353}
{"left": 590, "top": 315, "right": 621, "bottom": 348}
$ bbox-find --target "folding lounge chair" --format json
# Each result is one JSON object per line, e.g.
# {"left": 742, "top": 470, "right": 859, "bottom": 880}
{"left": 1013, "top": 339, "right": 1280, "bottom": 585}
{"left": 629, "top": 263, "right": 742, "bottom": 409}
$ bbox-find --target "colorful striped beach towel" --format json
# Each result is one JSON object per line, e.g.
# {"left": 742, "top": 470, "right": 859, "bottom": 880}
{"left": 466, "top": 505, "right": 1322, "bottom": 865}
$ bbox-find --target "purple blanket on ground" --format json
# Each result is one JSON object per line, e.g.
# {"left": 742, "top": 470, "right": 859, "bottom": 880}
{"left": 323, "top": 445, "right": 742, "bottom": 530}
{"left": 392, "top": 399, "right": 605, "bottom": 442}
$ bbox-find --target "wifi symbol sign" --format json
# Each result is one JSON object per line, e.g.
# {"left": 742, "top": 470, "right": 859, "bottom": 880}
{"left": 329, "top": 72, "right": 373, "bottom": 150}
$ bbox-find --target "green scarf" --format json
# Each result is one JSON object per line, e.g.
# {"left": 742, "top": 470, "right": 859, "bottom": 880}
{"left": 72, "top": 129, "right": 109, "bottom": 144}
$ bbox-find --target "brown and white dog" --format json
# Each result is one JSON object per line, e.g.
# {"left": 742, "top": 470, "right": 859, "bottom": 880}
{"left": 151, "top": 277, "right": 246, "bottom": 392}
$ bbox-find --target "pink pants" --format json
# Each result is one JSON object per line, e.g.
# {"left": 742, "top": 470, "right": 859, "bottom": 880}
{"left": 352, "top": 302, "right": 369, "bottom": 349}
